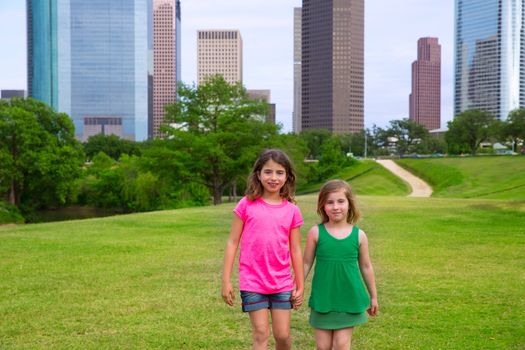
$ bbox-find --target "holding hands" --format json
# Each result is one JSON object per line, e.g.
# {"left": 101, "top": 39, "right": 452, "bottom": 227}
{"left": 291, "top": 287, "right": 304, "bottom": 310}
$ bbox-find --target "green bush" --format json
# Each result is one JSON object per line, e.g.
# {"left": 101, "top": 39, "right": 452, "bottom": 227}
{"left": 0, "top": 201, "right": 24, "bottom": 224}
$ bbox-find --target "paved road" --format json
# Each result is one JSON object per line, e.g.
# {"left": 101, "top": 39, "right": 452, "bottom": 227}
{"left": 376, "top": 159, "right": 433, "bottom": 197}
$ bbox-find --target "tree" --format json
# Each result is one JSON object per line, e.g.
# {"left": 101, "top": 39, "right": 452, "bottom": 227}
{"left": 317, "top": 137, "right": 351, "bottom": 181}
{"left": 446, "top": 109, "right": 496, "bottom": 155}
{"left": 503, "top": 109, "right": 525, "bottom": 152}
{"left": 384, "top": 119, "right": 429, "bottom": 156}
{"left": 84, "top": 134, "right": 141, "bottom": 161}
{"left": 0, "top": 98, "right": 85, "bottom": 212}
{"left": 299, "top": 129, "right": 332, "bottom": 159}
{"left": 163, "top": 75, "right": 278, "bottom": 204}
{"left": 367, "top": 125, "right": 390, "bottom": 157}
{"left": 419, "top": 135, "right": 448, "bottom": 154}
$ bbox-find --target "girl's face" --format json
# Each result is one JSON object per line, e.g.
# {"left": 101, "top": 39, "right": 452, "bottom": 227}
{"left": 258, "top": 159, "right": 287, "bottom": 195}
{"left": 323, "top": 189, "right": 349, "bottom": 223}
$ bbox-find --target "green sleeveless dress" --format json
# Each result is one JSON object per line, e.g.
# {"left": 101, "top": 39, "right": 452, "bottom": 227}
{"left": 308, "top": 224, "right": 370, "bottom": 329}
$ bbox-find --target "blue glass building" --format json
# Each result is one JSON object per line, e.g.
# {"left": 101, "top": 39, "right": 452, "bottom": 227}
{"left": 27, "top": 0, "right": 150, "bottom": 141}
{"left": 454, "top": 0, "right": 525, "bottom": 120}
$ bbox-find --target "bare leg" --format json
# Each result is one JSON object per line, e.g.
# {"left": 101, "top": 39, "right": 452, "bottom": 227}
{"left": 270, "top": 308, "right": 291, "bottom": 350}
{"left": 249, "top": 309, "right": 270, "bottom": 350}
{"left": 332, "top": 327, "right": 353, "bottom": 350}
{"left": 315, "top": 328, "right": 333, "bottom": 350}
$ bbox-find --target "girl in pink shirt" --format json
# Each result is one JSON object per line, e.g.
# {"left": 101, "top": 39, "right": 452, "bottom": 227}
{"left": 222, "top": 149, "right": 305, "bottom": 350}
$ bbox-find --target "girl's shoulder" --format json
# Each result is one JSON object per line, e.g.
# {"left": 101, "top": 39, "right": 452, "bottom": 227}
{"left": 286, "top": 199, "right": 302, "bottom": 210}
{"left": 237, "top": 195, "right": 257, "bottom": 206}
{"left": 307, "top": 224, "right": 320, "bottom": 240}
{"left": 358, "top": 228, "right": 368, "bottom": 245}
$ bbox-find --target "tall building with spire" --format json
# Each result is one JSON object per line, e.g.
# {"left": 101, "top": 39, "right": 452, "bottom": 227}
{"left": 409, "top": 37, "right": 441, "bottom": 130}
{"left": 454, "top": 0, "right": 525, "bottom": 120}
{"left": 301, "top": 0, "right": 364, "bottom": 133}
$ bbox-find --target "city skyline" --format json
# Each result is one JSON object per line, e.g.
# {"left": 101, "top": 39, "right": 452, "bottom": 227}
{"left": 0, "top": 0, "right": 454, "bottom": 132}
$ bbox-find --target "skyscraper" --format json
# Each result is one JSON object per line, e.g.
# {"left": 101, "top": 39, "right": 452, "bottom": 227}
{"left": 197, "top": 30, "right": 243, "bottom": 85}
{"left": 27, "top": 0, "right": 181, "bottom": 141}
{"left": 301, "top": 0, "right": 364, "bottom": 134}
{"left": 151, "top": 0, "right": 181, "bottom": 138}
{"left": 27, "top": 0, "right": 149, "bottom": 141}
{"left": 293, "top": 7, "right": 302, "bottom": 133}
{"left": 409, "top": 37, "right": 441, "bottom": 130}
{"left": 454, "top": 0, "right": 525, "bottom": 120}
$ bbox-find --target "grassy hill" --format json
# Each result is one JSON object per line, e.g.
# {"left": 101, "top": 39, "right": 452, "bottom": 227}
{"left": 1, "top": 195, "right": 524, "bottom": 349}
{"left": 396, "top": 156, "right": 525, "bottom": 199}
{"left": 297, "top": 160, "right": 410, "bottom": 196}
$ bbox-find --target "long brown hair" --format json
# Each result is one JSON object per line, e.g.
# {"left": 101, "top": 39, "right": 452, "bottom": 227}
{"left": 245, "top": 149, "right": 296, "bottom": 202}
{"left": 317, "top": 180, "right": 360, "bottom": 224}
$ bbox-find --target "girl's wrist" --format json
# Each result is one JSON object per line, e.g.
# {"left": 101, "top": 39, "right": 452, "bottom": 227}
{"left": 294, "top": 282, "right": 304, "bottom": 289}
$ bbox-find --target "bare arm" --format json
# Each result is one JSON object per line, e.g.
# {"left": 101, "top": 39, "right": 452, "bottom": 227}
{"left": 290, "top": 226, "right": 304, "bottom": 309}
{"left": 303, "top": 225, "right": 319, "bottom": 281}
{"left": 358, "top": 230, "right": 379, "bottom": 316}
{"left": 221, "top": 214, "right": 244, "bottom": 306}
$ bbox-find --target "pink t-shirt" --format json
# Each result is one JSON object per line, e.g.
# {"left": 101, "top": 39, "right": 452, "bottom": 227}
{"left": 234, "top": 196, "right": 304, "bottom": 294}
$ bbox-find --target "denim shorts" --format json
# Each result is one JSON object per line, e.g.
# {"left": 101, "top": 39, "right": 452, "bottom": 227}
{"left": 240, "top": 291, "right": 293, "bottom": 312}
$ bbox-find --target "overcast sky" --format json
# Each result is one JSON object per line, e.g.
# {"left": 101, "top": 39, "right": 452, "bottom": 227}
{"left": 0, "top": 0, "right": 454, "bottom": 132}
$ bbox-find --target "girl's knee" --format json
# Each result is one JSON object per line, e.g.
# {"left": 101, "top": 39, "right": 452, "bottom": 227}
{"left": 273, "top": 331, "right": 291, "bottom": 346}
{"left": 333, "top": 332, "right": 352, "bottom": 350}
{"left": 252, "top": 326, "right": 270, "bottom": 343}
{"left": 316, "top": 345, "right": 332, "bottom": 350}
{"left": 333, "top": 339, "right": 351, "bottom": 350}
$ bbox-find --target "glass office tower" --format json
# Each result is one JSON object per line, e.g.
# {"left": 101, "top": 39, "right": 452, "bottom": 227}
{"left": 454, "top": 0, "right": 525, "bottom": 120}
{"left": 27, "top": 0, "right": 150, "bottom": 141}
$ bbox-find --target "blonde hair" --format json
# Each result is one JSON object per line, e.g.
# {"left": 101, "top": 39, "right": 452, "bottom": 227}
{"left": 245, "top": 149, "right": 296, "bottom": 202}
{"left": 317, "top": 179, "right": 360, "bottom": 224}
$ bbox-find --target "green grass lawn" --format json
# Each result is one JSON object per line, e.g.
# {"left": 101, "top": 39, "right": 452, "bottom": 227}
{"left": 1, "top": 195, "right": 524, "bottom": 349}
{"left": 396, "top": 156, "right": 525, "bottom": 199}
{"left": 297, "top": 160, "right": 410, "bottom": 196}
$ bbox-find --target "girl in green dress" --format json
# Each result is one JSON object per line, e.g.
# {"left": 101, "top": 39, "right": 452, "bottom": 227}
{"left": 303, "top": 180, "right": 378, "bottom": 350}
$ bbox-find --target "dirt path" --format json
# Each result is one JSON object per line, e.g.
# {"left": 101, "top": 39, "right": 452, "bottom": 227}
{"left": 376, "top": 159, "right": 433, "bottom": 197}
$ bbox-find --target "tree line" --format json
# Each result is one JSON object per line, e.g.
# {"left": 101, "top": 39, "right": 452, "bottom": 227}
{"left": 1, "top": 75, "right": 524, "bottom": 223}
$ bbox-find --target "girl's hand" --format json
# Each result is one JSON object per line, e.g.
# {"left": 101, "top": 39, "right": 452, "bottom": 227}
{"left": 291, "top": 288, "right": 304, "bottom": 309}
{"left": 222, "top": 281, "right": 235, "bottom": 306}
{"left": 367, "top": 297, "right": 379, "bottom": 316}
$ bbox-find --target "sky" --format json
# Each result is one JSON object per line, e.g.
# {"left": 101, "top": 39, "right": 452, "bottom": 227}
{"left": 0, "top": 0, "right": 454, "bottom": 132}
